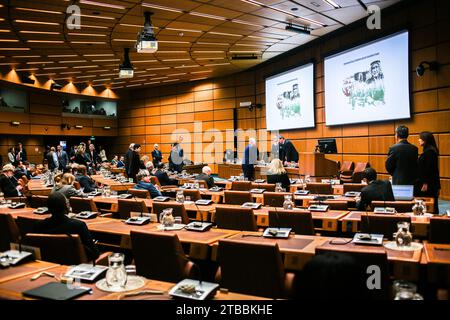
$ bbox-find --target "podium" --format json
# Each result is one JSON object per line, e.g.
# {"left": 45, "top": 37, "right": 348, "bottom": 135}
{"left": 299, "top": 152, "right": 339, "bottom": 178}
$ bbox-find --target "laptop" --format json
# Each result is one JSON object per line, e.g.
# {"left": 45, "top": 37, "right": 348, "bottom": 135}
{"left": 392, "top": 185, "right": 414, "bottom": 201}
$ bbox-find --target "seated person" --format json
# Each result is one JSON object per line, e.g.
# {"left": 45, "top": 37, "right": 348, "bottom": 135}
{"left": 196, "top": 166, "right": 215, "bottom": 189}
{"left": 14, "top": 161, "right": 31, "bottom": 180}
{"left": 32, "top": 192, "right": 100, "bottom": 261}
{"left": 133, "top": 169, "right": 162, "bottom": 199}
{"left": 51, "top": 173, "right": 83, "bottom": 199}
{"left": 0, "top": 164, "right": 22, "bottom": 197}
{"left": 110, "top": 155, "right": 119, "bottom": 166}
{"left": 145, "top": 161, "right": 155, "bottom": 174}
{"left": 116, "top": 156, "right": 125, "bottom": 168}
{"left": 154, "top": 163, "right": 178, "bottom": 186}
{"left": 356, "top": 168, "right": 395, "bottom": 211}
{"left": 75, "top": 165, "right": 96, "bottom": 193}
{"left": 266, "top": 159, "right": 291, "bottom": 190}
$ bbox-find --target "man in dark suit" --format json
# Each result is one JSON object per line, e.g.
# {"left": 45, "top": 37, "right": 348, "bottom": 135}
{"left": 85, "top": 144, "right": 100, "bottom": 171}
{"left": 75, "top": 165, "right": 96, "bottom": 193}
{"left": 151, "top": 143, "right": 163, "bottom": 166}
{"left": 46, "top": 147, "right": 58, "bottom": 171}
{"left": 242, "top": 138, "right": 259, "bottom": 180}
{"left": 32, "top": 192, "right": 99, "bottom": 261}
{"left": 124, "top": 143, "right": 134, "bottom": 178}
{"left": 196, "top": 166, "right": 216, "bottom": 189}
{"left": 154, "top": 163, "right": 178, "bottom": 186}
{"left": 16, "top": 142, "right": 27, "bottom": 163}
{"left": 278, "top": 136, "right": 299, "bottom": 165}
{"left": 0, "top": 164, "right": 22, "bottom": 197}
{"left": 57, "top": 145, "right": 69, "bottom": 171}
{"left": 385, "top": 125, "right": 418, "bottom": 185}
{"left": 357, "top": 168, "right": 395, "bottom": 211}
{"left": 133, "top": 169, "right": 162, "bottom": 199}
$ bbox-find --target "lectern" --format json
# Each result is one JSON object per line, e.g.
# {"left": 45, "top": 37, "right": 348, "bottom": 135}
{"left": 299, "top": 152, "right": 339, "bottom": 178}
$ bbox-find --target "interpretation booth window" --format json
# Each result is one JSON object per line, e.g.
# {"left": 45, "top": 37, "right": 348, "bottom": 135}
{"left": 0, "top": 86, "right": 28, "bottom": 112}
{"left": 62, "top": 98, "right": 117, "bottom": 118}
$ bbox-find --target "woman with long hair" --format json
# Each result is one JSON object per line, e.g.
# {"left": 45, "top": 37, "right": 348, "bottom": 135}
{"left": 266, "top": 158, "right": 290, "bottom": 190}
{"left": 51, "top": 172, "right": 82, "bottom": 199}
{"left": 417, "top": 131, "right": 440, "bottom": 214}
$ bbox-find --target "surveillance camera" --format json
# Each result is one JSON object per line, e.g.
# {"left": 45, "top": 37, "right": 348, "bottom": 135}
{"left": 416, "top": 64, "right": 425, "bottom": 77}
{"left": 248, "top": 105, "right": 254, "bottom": 111}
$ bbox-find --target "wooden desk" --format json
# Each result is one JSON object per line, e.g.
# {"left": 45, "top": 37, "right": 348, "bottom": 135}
{"left": 340, "top": 211, "right": 438, "bottom": 237}
{"left": 0, "top": 260, "right": 58, "bottom": 284}
{"left": 26, "top": 180, "right": 52, "bottom": 196}
{"left": 424, "top": 243, "right": 450, "bottom": 265}
{"left": 183, "top": 163, "right": 208, "bottom": 174}
{"left": 217, "top": 163, "right": 302, "bottom": 180}
{"left": 87, "top": 218, "right": 239, "bottom": 259}
{"left": 90, "top": 175, "right": 135, "bottom": 191}
{"left": 0, "top": 262, "right": 267, "bottom": 300}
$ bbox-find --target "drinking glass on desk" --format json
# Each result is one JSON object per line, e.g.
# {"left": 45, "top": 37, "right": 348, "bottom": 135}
{"left": 105, "top": 253, "right": 127, "bottom": 290}
{"left": 111, "top": 190, "right": 118, "bottom": 197}
{"left": 185, "top": 196, "right": 191, "bottom": 202}
{"left": 174, "top": 216, "right": 182, "bottom": 225}
{"left": 103, "top": 186, "right": 111, "bottom": 198}
{"left": 128, "top": 178, "right": 133, "bottom": 183}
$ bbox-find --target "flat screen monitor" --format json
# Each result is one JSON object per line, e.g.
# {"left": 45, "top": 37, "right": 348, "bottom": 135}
{"left": 317, "top": 139, "right": 337, "bottom": 154}
{"left": 324, "top": 30, "right": 410, "bottom": 126}
{"left": 392, "top": 185, "right": 414, "bottom": 201}
{"left": 265, "top": 62, "right": 314, "bottom": 131}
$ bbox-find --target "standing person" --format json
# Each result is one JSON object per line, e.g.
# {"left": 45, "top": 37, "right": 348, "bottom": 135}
{"left": 124, "top": 143, "right": 134, "bottom": 178}
{"left": 169, "top": 142, "right": 184, "bottom": 173}
{"left": 46, "top": 147, "right": 58, "bottom": 172}
{"left": 385, "top": 125, "right": 418, "bottom": 186}
{"left": 270, "top": 137, "right": 280, "bottom": 161}
{"left": 242, "top": 137, "right": 259, "bottom": 181}
{"left": 278, "top": 136, "right": 299, "bottom": 165}
{"left": 7, "top": 147, "right": 15, "bottom": 165}
{"left": 85, "top": 144, "right": 100, "bottom": 171}
{"left": 74, "top": 145, "right": 88, "bottom": 166}
{"left": 98, "top": 146, "right": 107, "bottom": 163}
{"left": 129, "top": 144, "right": 142, "bottom": 182}
{"left": 16, "top": 142, "right": 27, "bottom": 163}
{"left": 57, "top": 145, "right": 69, "bottom": 171}
{"left": 69, "top": 146, "right": 76, "bottom": 162}
{"left": 417, "top": 131, "right": 440, "bottom": 214}
{"left": 151, "top": 143, "right": 163, "bottom": 166}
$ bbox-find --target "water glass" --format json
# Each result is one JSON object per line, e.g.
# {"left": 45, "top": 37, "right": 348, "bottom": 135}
{"left": 105, "top": 253, "right": 127, "bottom": 290}
{"left": 125, "top": 265, "right": 136, "bottom": 277}
{"left": 128, "top": 178, "right": 133, "bottom": 183}
{"left": 174, "top": 216, "right": 182, "bottom": 225}
{"left": 185, "top": 196, "right": 191, "bottom": 202}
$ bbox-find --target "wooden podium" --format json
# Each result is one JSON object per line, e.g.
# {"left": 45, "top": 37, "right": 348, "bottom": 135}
{"left": 299, "top": 152, "right": 339, "bottom": 178}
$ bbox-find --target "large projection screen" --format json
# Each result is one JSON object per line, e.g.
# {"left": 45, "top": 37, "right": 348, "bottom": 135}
{"left": 265, "top": 62, "right": 314, "bottom": 131}
{"left": 324, "top": 30, "right": 410, "bottom": 126}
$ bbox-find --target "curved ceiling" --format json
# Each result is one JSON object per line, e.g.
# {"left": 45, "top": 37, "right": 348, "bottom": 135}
{"left": 0, "top": 0, "right": 401, "bottom": 91}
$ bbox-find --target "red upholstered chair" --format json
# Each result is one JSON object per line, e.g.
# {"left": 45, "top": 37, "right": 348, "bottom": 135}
{"left": 268, "top": 209, "right": 315, "bottom": 235}
{"left": 231, "top": 181, "right": 252, "bottom": 191}
{"left": 0, "top": 213, "right": 21, "bottom": 251}
{"left": 130, "top": 231, "right": 196, "bottom": 282}
{"left": 351, "top": 162, "right": 370, "bottom": 183}
{"left": 214, "top": 206, "right": 258, "bottom": 231}
{"left": 216, "top": 239, "right": 296, "bottom": 298}
{"left": 339, "top": 161, "right": 355, "bottom": 183}
{"left": 223, "top": 190, "right": 252, "bottom": 205}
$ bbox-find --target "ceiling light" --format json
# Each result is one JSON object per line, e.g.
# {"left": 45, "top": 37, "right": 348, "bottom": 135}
{"left": 204, "top": 62, "right": 231, "bottom": 66}
{"left": 92, "top": 59, "right": 120, "bottom": 62}
{"left": 146, "top": 67, "right": 170, "bottom": 70}
{"left": 49, "top": 54, "right": 78, "bottom": 58}
{"left": 133, "top": 60, "right": 157, "bottom": 63}
{"left": 73, "top": 14, "right": 115, "bottom": 20}
{"left": 15, "top": 20, "right": 59, "bottom": 25}
{"left": 79, "top": 25, "right": 109, "bottom": 29}
{"left": 28, "top": 40, "right": 64, "bottom": 43}
{"left": 79, "top": 0, "right": 126, "bottom": 10}
{"left": 231, "top": 19, "right": 264, "bottom": 27}
{"left": 195, "top": 57, "right": 225, "bottom": 60}
{"left": 59, "top": 60, "right": 87, "bottom": 63}
{"left": 26, "top": 61, "right": 55, "bottom": 64}
{"left": 68, "top": 33, "right": 106, "bottom": 37}
{"left": 15, "top": 68, "right": 38, "bottom": 71}
{"left": 20, "top": 31, "right": 61, "bottom": 35}
{"left": 144, "top": 82, "right": 159, "bottom": 85}
{"left": 43, "top": 67, "right": 68, "bottom": 70}
{"left": 150, "top": 77, "right": 168, "bottom": 80}
{"left": 141, "top": 3, "right": 183, "bottom": 13}
{"left": 84, "top": 54, "right": 114, "bottom": 57}
{"left": 73, "top": 65, "right": 99, "bottom": 68}
{"left": 174, "top": 65, "right": 199, "bottom": 69}
{"left": 209, "top": 31, "right": 242, "bottom": 37}
{"left": 12, "top": 55, "right": 40, "bottom": 58}
{"left": 60, "top": 71, "right": 82, "bottom": 74}
{"left": 16, "top": 7, "right": 63, "bottom": 14}
{"left": 0, "top": 48, "right": 30, "bottom": 50}
{"left": 189, "top": 12, "right": 226, "bottom": 20}
{"left": 113, "top": 39, "right": 135, "bottom": 42}
{"left": 136, "top": 11, "right": 158, "bottom": 53}
{"left": 50, "top": 82, "right": 63, "bottom": 90}
{"left": 196, "top": 42, "right": 229, "bottom": 46}
{"left": 76, "top": 75, "right": 96, "bottom": 78}
{"left": 285, "top": 23, "right": 311, "bottom": 35}
{"left": 165, "top": 27, "right": 202, "bottom": 34}
{"left": 71, "top": 41, "right": 106, "bottom": 44}
{"left": 163, "top": 79, "right": 179, "bottom": 82}
{"left": 323, "top": 0, "right": 341, "bottom": 9}
{"left": 162, "top": 58, "right": 190, "bottom": 62}
{"left": 0, "top": 39, "right": 18, "bottom": 42}
{"left": 119, "top": 48, "right": 133, "bottom": 78}
{"left": 191, "top": 70, "right": 212, "bottom": 74}
{"left": 127, "top": 84, "right": 142, "bottom": 87}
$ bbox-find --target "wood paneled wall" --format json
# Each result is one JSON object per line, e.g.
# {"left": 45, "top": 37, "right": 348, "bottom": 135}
{"left": 114, "top": 0, "right": 450, "bottom": 199}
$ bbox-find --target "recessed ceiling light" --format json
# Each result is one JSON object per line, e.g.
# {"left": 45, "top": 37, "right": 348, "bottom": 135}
{"left": 15, "top": 68, "right": 39, "bottom": 71}
{"left": 196, "top": 42, "right": 230, "bottom": 46}
{"left": 189, "top": 12, "right": 226, "bottom": 21}
{"left": 163, "top": 79, "right": 179, "bottom": 82}
{"left": 71, "top": 41, "right": 106, "bottom": 44}
{"left": 209, "top": 31, "right": 242, "bottom": 37}
{"left": 141, "top": 3, "right": 183, "bottom": 13}
{"left": 174, "top": 65, "right": 199, "bottom": 69}
{"left": 189, "top": 77, "right": 208, "bottom": 81}
{"left": 146, "top": 67, "right": 170, "bottom": 70}
{"left": 150, "top": 76, "right": 168, "bottom": 80}
{"left": 112, "top": 39, "right": 135, "bottom": 42}
{"left": 28, "top": 40, "right": 64, "bottom": 43}
{"left": 49, "top": 54, "right": 78, "bottom": 58}
{"left": 0, "top": 48, "right": 30, "bottom": 50}
{"left": 191, "top": 70, "right": 212, "bottom": 74}
{"left": 73, "top": 65, "right": 99, "bottom": 68}
{"left": 291, "top": 7, "right": 299, "bottom": 11}
{"left": 0, "top": 39, "right": 19, "bottom": 42}
{"left": 0, "top": 29, "right": 9, "bottom": 32}
{"left": 162, "top": 58, "right": 191, "bottom": 62}
{"left": 144, "top": 81, "right": 160, "bottom": 85}
{"left": 43, "top": 67, "right": 68, "bottom": 70}
{"left": 79, "top": 25, "right": 109, "bottom": 29}
{"left": 79, "top": 0, "right": 126, "bottom": 10}
{"left": 195, "top": 57, "right": 224, "bottom": 60}
{"left": 12, "top": 55, "right": 41, "bottom": 58}
{"left": 323, "top": 0, "right": 341, "bottom": 9}
{"left": 231, "top": 19, "right": 264, "bottom": 27}
{"left": 127, "top": 83, "right": 142, "bottom": 87}
{"left": 26, "top": 61, "right": 55, "bottom": 64}
{"left": 72, "top": 13, "right": 115, "bottom": 20}
{"left": 92, "top": 59, "right": 120, "bottom": 62}
{"left": 20, "top": 31, "right": 61, "bottom": 35}
{"left": 76, "top": 75, "right": 97, "bottom": 78}
{"left": 167, "top": 73, "right": 186, "bottom": 76}
{"left": 84, "top": 54, "right": 115, "bottom": 57}
{"left": 165, "top": 27, "right": 202, "bottom": 34}
{"left": 59, "top": 60, "right": 87, "bottom": 63}
{"left": 15, "top": 20, "right": 59, "bottom": 25}
{"left": 68, "top": 33, "right": 106, "bottom": 37}
{"left": 133, "top": 60, "right": 157, "bottom": 63}
{"left": 192, "top": 51, "right": 224, "bottom": 53}
{"left": 158, "top": 40, "right": 190, "bottom": 44}
{"left": 16, "top": 7, "right": 63, "bottom": 14}
{"left": 204, "top": 62, "right": 231, "bottom": 66}
{"left": 60, "top": 71, "right": 82, "bottom": 74}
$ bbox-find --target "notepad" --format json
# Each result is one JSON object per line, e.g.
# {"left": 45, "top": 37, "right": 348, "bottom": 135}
{"left": 23, "top": 282, "right": 92, "bottom": 300}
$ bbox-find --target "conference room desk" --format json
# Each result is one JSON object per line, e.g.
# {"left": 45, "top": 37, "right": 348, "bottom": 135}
{"left": 90, "top": 197, "right": 347, "bottom": 232}
{"left": 218, "top": 163, "right": 302, "bottom": 179}
{"left": 339, "top": 211, "right": 442, "bottom": 237}
{"left": 423, "top": 242, "right": 450, "bottom": 286}
{"left": 90, "top": 175, "right": 135, "bottom": 191}
{"left": 87, "top": 218, "right": 239, "bottom": 260}
{"left": 0, "top": 262, "right": 266, "bottom": 300}
{"left": 0, "top": 260, "right": 58, "bottom": 285}
{"left": 26, "top": 179, "right": 53, "bottom": 196}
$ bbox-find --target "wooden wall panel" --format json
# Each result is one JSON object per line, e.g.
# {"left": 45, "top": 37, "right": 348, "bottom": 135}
{"left": 112, "top": 0, "right": 450, "bottom": 199}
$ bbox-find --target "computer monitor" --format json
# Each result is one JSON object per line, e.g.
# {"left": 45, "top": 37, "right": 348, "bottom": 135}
{"left": 317, "top": 138, "right": 337, "bottom": 154}
{"left": 392, "top": 185, "right": 414, "bottom": 201}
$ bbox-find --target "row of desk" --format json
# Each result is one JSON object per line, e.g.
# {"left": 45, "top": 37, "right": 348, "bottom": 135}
{"left": 2, "top": 206, "right": 450, "bottom": 283}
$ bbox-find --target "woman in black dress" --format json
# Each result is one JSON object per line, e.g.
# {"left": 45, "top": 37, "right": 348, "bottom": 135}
{"left": 417, "top": 131, "right": 440, "bottom": 214}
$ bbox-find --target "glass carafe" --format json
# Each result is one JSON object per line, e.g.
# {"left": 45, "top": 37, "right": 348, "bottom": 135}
{"left": 103, "top": 185, "right": 111, "bottom": 198}
{"left": 160, "top": 208, "right": 175, "bottom": 227}
{"left": 393, "top": 280, "right": 423, "bottom": 300}
{"left": 412, "top": 199, "right": 426, "bottom": 216}
{"left": 105, "top": 253, "right": 127, "bottom": 290}
{"left": 275, "top": 183, "right": 283, "bottom": 193}
{"left": 176, "top": 190, "right": 185, "bottom": 203}
{"left": 394, "top": 221, "right": 413, "bottom": 247}
{"left": 283, "top": 195, "right": 294, "bottom": 210}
